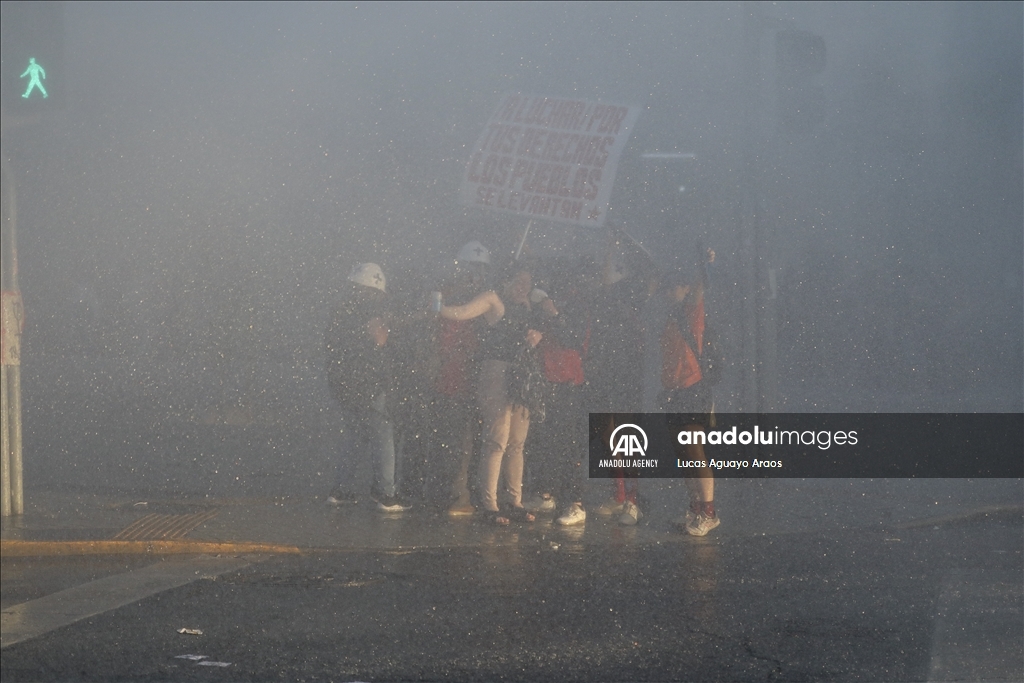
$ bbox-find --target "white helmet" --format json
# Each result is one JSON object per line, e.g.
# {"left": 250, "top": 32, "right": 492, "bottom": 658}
{"left": 605, "top": 261, "right": 628, "bottom": 285}
{"left": 348, "top": 262, "right": 386, "bottom": 292}
{"left": 456, "top": 240, "right": 490, "bottom": 265}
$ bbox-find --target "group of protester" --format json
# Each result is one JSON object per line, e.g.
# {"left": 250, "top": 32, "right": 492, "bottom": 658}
{"left": 324, "top": 233, "right": 720, "bottom": 536}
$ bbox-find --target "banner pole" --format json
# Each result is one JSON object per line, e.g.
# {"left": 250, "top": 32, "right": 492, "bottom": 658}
{"left": 514, "top": 220, "right": 532, "bottom": 261}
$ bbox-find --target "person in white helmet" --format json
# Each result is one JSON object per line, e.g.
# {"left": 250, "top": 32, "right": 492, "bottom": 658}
{"left": 325, "top": 263, "right": 410, "bottom": 512}
{"left": 457, "top": 240, "right": 490, "bottom": 263}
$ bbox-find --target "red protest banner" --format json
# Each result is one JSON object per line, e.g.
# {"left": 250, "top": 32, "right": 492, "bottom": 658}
{"left": 460, "top": 94, "right": 640, "bottom": 227}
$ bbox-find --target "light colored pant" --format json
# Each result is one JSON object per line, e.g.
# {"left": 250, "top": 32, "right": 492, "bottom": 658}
{"left": 477, "top": 360, "right": 530, "bottom": 512}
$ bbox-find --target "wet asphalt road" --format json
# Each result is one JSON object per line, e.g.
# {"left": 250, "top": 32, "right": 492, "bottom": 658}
{"left": 2, "top": 511, "right": 1021, "bottom": 682}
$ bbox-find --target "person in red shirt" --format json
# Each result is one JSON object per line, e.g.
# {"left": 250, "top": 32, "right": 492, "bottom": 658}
{"left": 432, "top": 241, "right": 490, "bottom": 516}
{"left": 660, "top": 251, "right": 720, "bottom": 536}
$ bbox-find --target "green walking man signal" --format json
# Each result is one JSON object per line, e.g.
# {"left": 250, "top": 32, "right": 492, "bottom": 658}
{"left": 1, "top": 1, "right": 65, "bottom": 111}
{"left": 20, "top": 57, "right": 48, "bottom": 98}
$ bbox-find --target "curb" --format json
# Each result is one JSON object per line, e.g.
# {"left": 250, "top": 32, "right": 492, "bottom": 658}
{"left": 0, "top": 540, "right": 302, "bottom": 557}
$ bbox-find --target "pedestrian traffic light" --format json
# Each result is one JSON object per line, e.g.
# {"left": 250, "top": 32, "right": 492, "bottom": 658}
{"left": 1, "top": 1, "right": 65, "bottom": 113}
{"left": 775, "top": 29, "right": 825, "bottom": 133}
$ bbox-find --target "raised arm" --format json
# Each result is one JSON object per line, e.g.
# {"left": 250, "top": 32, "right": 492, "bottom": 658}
{"left": 440, "top": 290, "right": 504, "bottom": 324}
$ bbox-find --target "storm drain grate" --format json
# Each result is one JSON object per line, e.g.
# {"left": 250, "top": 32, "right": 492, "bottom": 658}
{"left": 113, "top": 509, "right": 219, "bottom": 540}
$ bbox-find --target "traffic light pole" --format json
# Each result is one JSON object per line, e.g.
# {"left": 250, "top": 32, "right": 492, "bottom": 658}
{"left": 740, "top": 1, "right": 779, "bottom": 413}
{"left": 1, "top": 148, "right": 25, "bottom": 517}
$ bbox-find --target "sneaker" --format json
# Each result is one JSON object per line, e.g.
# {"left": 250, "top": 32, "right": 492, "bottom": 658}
{"left": 447, "top": 501, "right": 476, "bottom": 517}
{"left": 673, "top": 510, "right": 698, "bottom": 529}
{"left": 685, "top": 513, "right": 720, "bottom": 537}
{"left": 618, "top": 501, "right": 642, "bottom": 526}
{"left": 595, "top": 499, "right": 626, "bottom": 517}
{"left": 524, "top": 493, "right": 556, "bottom": 513}
{"left": 556, "top": 503, "right": 586, "bottom": 526}
{"left": 375, "top": 495, "right": 412, "bottom": 513}
{"left": 326, "top": 487, "right": 358, "bottom": 506}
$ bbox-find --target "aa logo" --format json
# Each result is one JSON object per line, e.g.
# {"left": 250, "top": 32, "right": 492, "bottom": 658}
{"left": 609, "top": 423, "right": 648, "bottom": 457}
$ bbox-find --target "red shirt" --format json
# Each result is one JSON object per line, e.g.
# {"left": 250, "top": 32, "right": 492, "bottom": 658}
{"left": 435, "top": 318, "right": 479, "bottom": 397}
{"left": 660, "top": 298, "right": 704, "bottom": 390}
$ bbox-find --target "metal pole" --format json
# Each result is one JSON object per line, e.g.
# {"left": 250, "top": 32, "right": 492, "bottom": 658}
{"left": 1, "top": 147, "right": 24, "bottom": 515}
{"left": 1, "top": 148, "right": 19, "bottom": 290}
{"left": 1, "top": 365, "right": 10, "bottom": 517}
{"left": 739, "top": 2, "right": 781, "bottom": 413}
{"left": 739, "top": 2, "right": 762, "bottom": 413}
{"left": 10, "top": 365, "right": 23, "bottom": 514}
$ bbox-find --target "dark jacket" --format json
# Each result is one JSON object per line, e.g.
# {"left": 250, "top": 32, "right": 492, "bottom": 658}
{"left": 325, "top": 287, "right": 391, "bottom": 409}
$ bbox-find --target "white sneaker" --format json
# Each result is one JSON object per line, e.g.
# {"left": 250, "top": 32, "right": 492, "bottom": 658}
{"left": 595, "top": 499, "right": 625, "bottom": 517}
{"left": 524, "top": 494, "right": 556, "bottom": 513}
{"left": 556, "top": 503, "right": 586, "bottom": 526}
{"left": 375, "top": 495, "right": 412, "bottom": 513}
{"left": 618, "top": 501, "right": 642, "bottom": 526}
{"left": 674, "top": 509, "right": 698, "bottom": 529}
{"left": 326, "top": 486, "right": 359, "bottom": 506}
{"left": 685, "top": 513, "right": 720, "bottom": 536}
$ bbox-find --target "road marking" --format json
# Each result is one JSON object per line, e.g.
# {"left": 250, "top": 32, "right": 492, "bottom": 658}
{"left": 1, "top": 555, "right": 254, "bottom": 648}
{"left": 0, "top": 540, "right": 301, "bottom": 556}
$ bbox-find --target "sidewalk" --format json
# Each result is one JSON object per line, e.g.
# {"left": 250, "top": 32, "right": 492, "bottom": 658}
{"left": 3, "top": 481, "right": 1021, "bottom": 680}
{"left": 2, "top": 479, "right": 1020, "bottom": 555}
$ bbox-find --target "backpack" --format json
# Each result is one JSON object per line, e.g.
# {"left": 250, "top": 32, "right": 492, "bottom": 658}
{"left": 662, "top": 316, "right": 724, "bottom": 389}
{"left": 540, "top": 337, "right": 585, "bottom": 385}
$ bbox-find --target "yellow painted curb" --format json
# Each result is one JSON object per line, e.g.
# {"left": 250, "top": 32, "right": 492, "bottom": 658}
{"left": 0, "top": 540, "right": 302, "bottom": 557}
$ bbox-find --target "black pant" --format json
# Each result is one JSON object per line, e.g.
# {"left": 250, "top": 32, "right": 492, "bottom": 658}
{"left": 529, "top": 382, "right": 586, "bottom": 504}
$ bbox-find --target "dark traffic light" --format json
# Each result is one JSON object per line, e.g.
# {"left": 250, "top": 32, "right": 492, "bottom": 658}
{"left": 776, "top": 29, "right": 826, "bottom": 133}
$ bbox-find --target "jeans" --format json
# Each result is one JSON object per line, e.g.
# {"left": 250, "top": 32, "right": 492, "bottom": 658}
{"left": 337, "top": 392, "right": 397, "bottom": 499}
